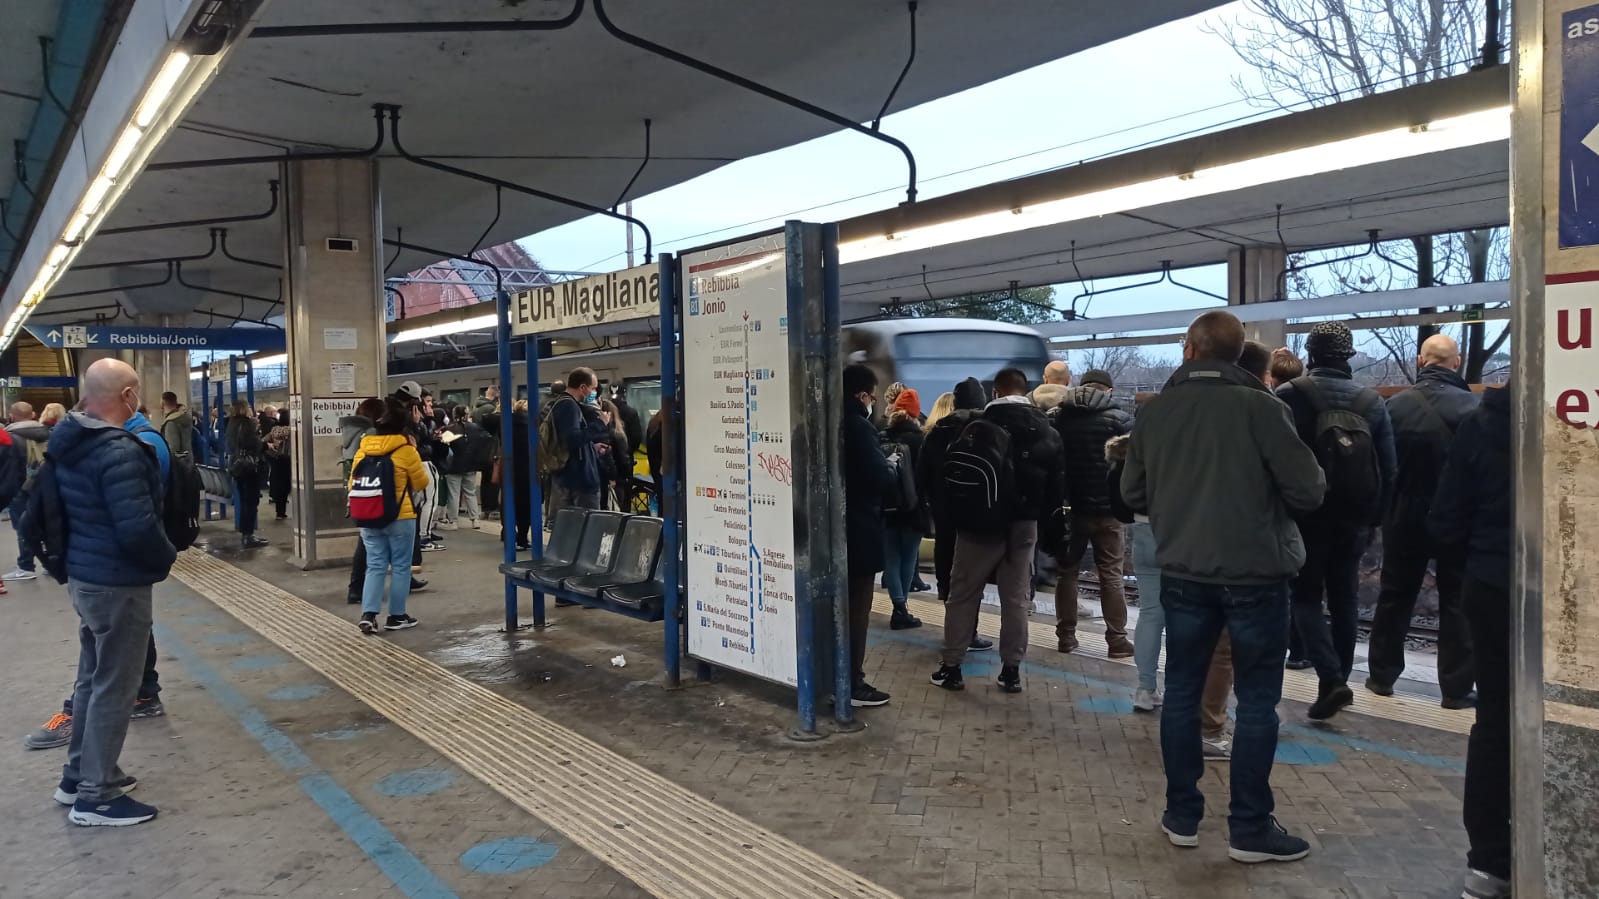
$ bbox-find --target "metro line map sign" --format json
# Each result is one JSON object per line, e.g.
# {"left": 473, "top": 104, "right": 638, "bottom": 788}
{"left": 681, "top": 233, "right": 800, "bottom": 686}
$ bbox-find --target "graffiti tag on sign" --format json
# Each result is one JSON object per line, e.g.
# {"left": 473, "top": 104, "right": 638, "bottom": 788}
{"left": 756, "top": 452, "right": 792, "bottom": 486}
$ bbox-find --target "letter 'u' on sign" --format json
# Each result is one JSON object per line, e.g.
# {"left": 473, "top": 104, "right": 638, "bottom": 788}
{"left": 1546, "top": 281, "right": 1599, "bottom": 430}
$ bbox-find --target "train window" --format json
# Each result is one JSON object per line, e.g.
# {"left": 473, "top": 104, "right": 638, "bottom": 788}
{"left": 892, "top": 330, "right": 1050, "bottom": 399}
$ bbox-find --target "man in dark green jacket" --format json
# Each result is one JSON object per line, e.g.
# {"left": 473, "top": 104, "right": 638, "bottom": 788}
{"left": 1121, "top": 311, "right": 1324, "bottom": 865}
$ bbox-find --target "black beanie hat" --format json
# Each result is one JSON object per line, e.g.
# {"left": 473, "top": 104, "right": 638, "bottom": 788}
{"left": 953, "top": 377, "right": 986, "bottom": 411}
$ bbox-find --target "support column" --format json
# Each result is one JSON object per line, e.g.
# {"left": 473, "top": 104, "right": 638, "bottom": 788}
{"left": 1226, "top": 246, "right": 1288, "bottom": 349}
{"left": 1513, "top": 1, "right": 1599, "bottom": 894}
{"left": 280, "top": 157, "right": 386, "bottom": 570}
{"left": 130, "top": 315, "right": 191, "bottom": 411}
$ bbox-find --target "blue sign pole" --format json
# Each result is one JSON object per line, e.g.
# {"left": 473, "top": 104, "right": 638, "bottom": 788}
{"left": 229, "top": 356, "right": 241, "bottom": 531}
{"left": 524, "top": 335, "right": 545, "bottom": 629}
{"left": 821, "top": 222, "right": 852, "bottom": 729}
{"left": 658, "top": 253, "right": 681, "bottom": 688}
{"left": 495, "top": 288, "right": 518, "bottom": 633}
{"left": 244, "top": 359, "right": 255, "bottom": 410}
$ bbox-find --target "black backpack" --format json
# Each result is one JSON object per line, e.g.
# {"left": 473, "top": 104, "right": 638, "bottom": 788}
{"left": 1292, "top": 377, "right": 1382, "bottom": 523}
{"left": 880, "top": 439, "right": 920, "bottom": 518}
{"left": 20, "top": 457, "right": 68, "bottom": 583}
{"left": 134, "top": 426, "right": 201, "bottom": 551}
{"left": 941, "top": 416, "right": 1016, "bottom": 535}
{"left": 348, "top": 448, "right": 401, "bottom": 528}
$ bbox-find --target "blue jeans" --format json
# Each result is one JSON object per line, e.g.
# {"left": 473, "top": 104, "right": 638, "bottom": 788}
{"left": 360, "top": 518, "right": 415, "bottom": 617}
{"left": 1160, "top": 575, "right": 1289, "bottom": 840}
{"left": 10, "top": 491, "right": 32, "bottom": 572}
{"left": 1129, "top": 523, "right": 1163, "bottom": 692}
{"left": 881, "top": 526, "right": 922, "bottom": 610}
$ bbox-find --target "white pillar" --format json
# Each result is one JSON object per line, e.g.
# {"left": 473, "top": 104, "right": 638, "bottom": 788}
{"left": 1226, "top": 246, "right": 1288, "bottom": 349}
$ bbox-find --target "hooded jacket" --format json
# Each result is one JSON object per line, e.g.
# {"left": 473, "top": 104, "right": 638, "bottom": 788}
{"left": 1030, "top": 383, "right": 1070, "bottom": 412}
{"left": 7, "top": 418, "right": 49, "bottom": 485}
{"left": 339, "top": 415, "right": 374, "bottom": 464}
{"left": 881, "top": 412, "right": 928, "bottom": 532}
{"left": 1122, "top": 359, "right": 1326, "bottom": 584}
{"left": 349, "top": 433, "right": 429, "bottom": 521}
{"left": 1383, "top": 365, "right": 1479, "bottom": 526}
{"left": 1050, "top": 386, "right": 1132, "bottom": 517}
{"left": 1429, "top": 384, "right": 1510, "bottom": 588}
{"left": 50, "top": 412, "right": 177, "bottom": 586}
{"left": 160, "top": 406, "right": 194, "bottom": 457}
{"left": 981, "top": 395, "right": 1066, "bottom": 523}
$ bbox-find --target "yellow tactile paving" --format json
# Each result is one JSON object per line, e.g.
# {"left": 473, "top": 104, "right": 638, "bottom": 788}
{"left": 173, "top": 551, "right": 901, "bottom": 899}
{"left": 876, "top": 592, "right": 1473, "bottom": 735}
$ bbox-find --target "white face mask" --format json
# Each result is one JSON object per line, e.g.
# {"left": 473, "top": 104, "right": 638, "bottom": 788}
{"left": 865, "top": 402, "right": 875, "bottom": 418}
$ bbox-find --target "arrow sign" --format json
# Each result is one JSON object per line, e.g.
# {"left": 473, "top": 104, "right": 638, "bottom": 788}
{"left": 1561, "top": 5, "right": 1599, "bottom": 247}
{"left": 22, "top": 325, "right": 287, "bottom": 352}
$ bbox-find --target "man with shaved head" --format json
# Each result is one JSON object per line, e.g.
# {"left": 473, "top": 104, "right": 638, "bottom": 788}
{"left": 1366, "top": 333, "right": 1481, "bottom": 707}
{"left": 35, "top": 358, "right": 175, "bottom": 826}
{"left": 1121, "top": 310, "right": 1325, "bottom": 863}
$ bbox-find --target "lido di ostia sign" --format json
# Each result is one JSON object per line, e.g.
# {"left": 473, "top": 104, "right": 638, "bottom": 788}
{"left": 509, "top": 263, "right": 660, "bottom": 336}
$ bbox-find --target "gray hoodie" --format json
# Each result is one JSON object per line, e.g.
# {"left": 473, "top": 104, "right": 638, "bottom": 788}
{"left": 338, "top": 415, "right": 374, "bottom": 464}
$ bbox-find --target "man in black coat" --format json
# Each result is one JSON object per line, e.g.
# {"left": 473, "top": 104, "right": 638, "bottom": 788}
{"left": 842, "top": 364, "right": 896, "bottom": 708}
{"left": 915, "top": 376, "right": 994, "bottom": 653}
{"left": 1050, "top": 369, "right": 1133, "bottom": 656}
{"left": 1366, "top": 335, "right": 1480, "bottom": 707}
{"left": 612, "top": 383, "right": 644, "bottom": 457}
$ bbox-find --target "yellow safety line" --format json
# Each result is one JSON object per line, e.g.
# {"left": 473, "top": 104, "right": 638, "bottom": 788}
{"left": 877, "top": 592, "right": 1473, "bottom": 736}
{"left": 172, "top": 551, "right": 900, "bottom": 899}
{"left": 1546, "top": 700, "right": 1599, "bottom": 732}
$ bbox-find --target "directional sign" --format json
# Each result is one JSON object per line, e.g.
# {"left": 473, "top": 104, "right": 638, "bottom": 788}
{"left": 1561, "top": 5, "right": 1599, "bottom": 247}
{"left": 23, "top": 325, "right": 286, "bottom": 352}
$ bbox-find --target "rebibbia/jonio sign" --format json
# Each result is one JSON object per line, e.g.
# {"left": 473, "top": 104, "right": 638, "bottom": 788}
{"left": 510, "top": 263, "right": 660, "bottom": 336}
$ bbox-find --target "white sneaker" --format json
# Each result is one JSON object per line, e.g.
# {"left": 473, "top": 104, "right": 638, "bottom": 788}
{"left": 470, "top": 518, "right": 480, "bottom": 529}
{"left": 1133, "top": 688, "right": 1162, "bottom": 712}
{"left": 1201, "top": 736, "right": 1232, "bottom": 760}
{"left": 438, "top": 519, "right": 458, "bottom": 530}
{"left": 3, "top": 568, "right": 36, "bottom": 581}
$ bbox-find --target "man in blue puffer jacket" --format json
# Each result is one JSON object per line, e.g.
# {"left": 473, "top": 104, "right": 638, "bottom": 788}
{"left": 49, "top": 359, "right": 176, "bottom": 827}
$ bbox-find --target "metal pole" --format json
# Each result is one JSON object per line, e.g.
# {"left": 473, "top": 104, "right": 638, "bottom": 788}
{"left": 244, "top": 359, "right": 256, "bottom": 409}
{"left": 821, "top": 222, "right": 852, "bottom": 729}
{"left": 229, "top": 356, "right": 241, "bottom": 531}
{"left": 659, "top": 253, "right": 681, "bottom": 688}
{"left": 525, "top": 335, "right": 546, "bottom": 628}
{"left": 495, "top": 288, "right": 518, "bottom": 632}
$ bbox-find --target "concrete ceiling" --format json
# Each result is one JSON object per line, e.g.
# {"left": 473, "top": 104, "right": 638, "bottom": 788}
{"left": 41, "top": 0, "right": 1230, "bottom": 324}
{"left": 0, "top": 0, "right": 65, "bottom": 218}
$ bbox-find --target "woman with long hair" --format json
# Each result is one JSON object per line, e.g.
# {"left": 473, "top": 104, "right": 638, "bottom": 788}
{"left": 349, "top": 397, "right": 430, "bottom": 633}
{"left": 597, "top": 398, "right": 634, "bottom": 511}
{"left": 922, "top": 392, "right": 955, "bottom": 434}
{"left": 40, "top": 403, "right": 67, "bottom": 427}
{"left": 225, "top": 400, "right": 268, "bottom": 548}
{"left": 265, "top": 407, "right": 292, "bottom": 520}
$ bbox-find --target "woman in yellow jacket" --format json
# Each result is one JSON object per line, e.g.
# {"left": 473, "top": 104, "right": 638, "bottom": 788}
{"left": 350, "top": 399, "right": 431, "bottom": 634}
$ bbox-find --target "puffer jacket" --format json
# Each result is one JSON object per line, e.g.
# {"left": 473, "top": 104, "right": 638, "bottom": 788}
{"left": 1429, "top": 384, "right": 1511, "bottom": 589}
{"left": 1275, "top": 366, "right": 1398, "bottom": 524}
{"left": 349, "top": 433, "right": 429, "bottom": 520}
{"left": 981, "top": 396, "right": 1066, "bottom": 523}
{"left": 1384, "top": 365, "right": 1480, "bottom": 526}
{"left": 1122, "top": 360, "right": 1326, "bottom": 584}
{"left": 49, "top": 412, "right": 176, "bottom": 586}
{"left": 1050, "top": 386, "right": 1132, "bottom": 517}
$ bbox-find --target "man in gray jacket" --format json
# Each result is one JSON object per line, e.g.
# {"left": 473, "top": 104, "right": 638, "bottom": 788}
{"left": 1122, "top": 311, "right": 1325, "bottom": 864}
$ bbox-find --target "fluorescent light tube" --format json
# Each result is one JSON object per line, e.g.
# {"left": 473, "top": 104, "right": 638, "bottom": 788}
{"left": 62, "top": 211, "right": 92, "bottom": 244}
{"left": 390, "top": 313, "right": 500, "bottom": 344}
{"left": 80, "top": 176, "right": 114, "bottom": 214}
{"left": 102, "top": 125, "right": 145, "bottom": 180}
{"left": 134, "top": 52, "right": 191, "bottom": 128}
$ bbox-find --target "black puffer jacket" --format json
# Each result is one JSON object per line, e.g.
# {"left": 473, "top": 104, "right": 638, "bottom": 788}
{"left": 844, "top": 394, "right": 894, "bottom": 575}
{"left": 1384, "top": 366, "right": 1480, "bottom": 526}
{"left": 1049, "top": 386, "right": 1131, "bottom": 517}
{"left": 980, "top": 396, "right": 1066, "bottom": 523}
{"left": 1429, "top": 384, "right": 1511, "bottom": 589}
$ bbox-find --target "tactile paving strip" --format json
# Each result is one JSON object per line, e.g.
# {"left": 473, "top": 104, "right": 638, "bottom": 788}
{"left": 173, "top": 551, "right": 900, "bottom": 899}
{"left": 878, "top": 592, "right": 1473, "bottom": 735}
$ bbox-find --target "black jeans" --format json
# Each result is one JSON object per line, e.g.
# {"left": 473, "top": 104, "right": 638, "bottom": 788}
{"left": 1290, "top": 523, "right": 1366, "bottom": 686}
{"left": 348, "top": 539, "right": 367, "bottom": 598}
{"left": 847, "top": 573, "right": 875, "bottom": 687}
{"left": 932, "top": 521, "right": 956, "bottom": 601}
{"left": 1462, "top": 576, "right": 1510, "bottom": 880}
{"left": 1368, "top": 524, "right": 1475, "bottom": 697}
{"left": 10, "top": 491, "right": 32, "bottom": 572}
{"left": 65, "top": 634, "right": 159, "bottom": 710}
{"left": 235, "top": 472, "right": 262, "bottom": 535}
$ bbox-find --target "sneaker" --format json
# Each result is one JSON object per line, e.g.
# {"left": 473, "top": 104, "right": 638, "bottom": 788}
{"left": 69, "top": 795, "right": 158, "bottom": 827}
{"left": 1364, "top": 676, "right": 1395, "bottom": 697}
{"left": 1077, "top": 602, "right": 1098, "bottom": 619}
{"left": 968, "top": 635, "right": 994, "bottom": 652}
{"left": 346, "top": 593, "right": 361, "bottom": 605}
{"left": 1106, "top": 638, "right": 1135, "bottom": 659}
{"left": 470, "top": 519, "right": 481, "bottom": 529}
{"left": 1057, "top": 636, "right": 1079, "bottom": 653}
{"left": 428, "top": 533, "right": 446, "bottom": 544}
{"left": 996, "top": 665, "right": 1022, "bottom": 693}
{"left": 241, "top": 534, "right": 269, "bottom": 548}
{"left": 438, "top": 520, "right": 458, "bottom": 530}
{"left": 55, "top": 775, "right": 137, "bottom": 806}
{"left": 358, "top": 612, "right": 379, "bottom": 635}
{"left": 130, "top": 697, "right": 165, "bottom": 720}
{"left": 1161, "top": 811, "right": 1199, "bottom": 848}
{"left": 1227, "top": 816, "right": 1310, "bottom": 863}
{"left": 1461, "top": 868, "right": 1512, "bottom": 899}
{"left": 1307, "top": 682, "right": 1354, "bottom": 720}
{"left": 384, "top": 615, "right": 418, "bottom": 631}
{"left": 420, "top": 541, "right": 445, "bottom": 552}
{"left": 889, "top": 609, "right": 922, "bottom": 630}
{"left": 24, "top": 712, "right": 72, "bottom": 750}
{"left": 4, "top": 568, "right": 36, "bottom": 581}
{"left": 410, "top": 578, "right": 429, "bottom": 593}
{"left": 910, "top": 579, "right": 931, "bottom": 593}
{"left": 1133, "top": 688, "right": 1162, "bottom": 712}
{"left": 0, "top": 581, "right": 7, "bottom": 594}
{"left": 850, "top": 683, "right": 890, "bottom": 707}
{"left": 1285, "top": 658, "right": 1313, "bottom": 670}
{"left": 1442, "top": 691, "right": 1479, "bottom": 711}
{"left": 1201, "top": 736, "right": 1232, "bottom": 760}
{"left": 930, "top": 664, "right": 964, "bottom": 691}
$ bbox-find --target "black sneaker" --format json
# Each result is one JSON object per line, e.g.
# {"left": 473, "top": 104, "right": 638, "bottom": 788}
{"left": 384, "top": 615, "right": 418, "bottom": 631}
{"left": 930, "top": 665, "right": 964, "bottom": 691}
{"left": 55, "top": 775, "right": 137, "bottom": 806}
{"left": 1307, "top": 682, "right": 1354, "bottom": 720}
{"left": 1441, "top": 690, "right": 1478, "bottom": 710}
{"left": 1161, "top": 811, "right": 1199, "bottom": 848}
{"left": 1285, "top": 658, "right": 1312, "bottom": 670}
{"left": 346, "top": 593, "right": 361, "bottom": 605}
{"left": 910, "top": 579, "right": 931, "bottom": 593}
{"left": 69, "top": 794, "right": 159, "bottom": 827}
{"left": 890, "top": 609, "right": 922, "bottom": 630}
{"left": 130, "top": 697, "right": 165, "bottom": 719}
{"left": 1363, "top": 676, "right": 1394, "bottom": 697}
{"left": 1227, "top": 815, "right": 1310, "bottom": 864}
{"left": 850, "top": 683, "right": 890, "bottom": 708}
{"left": 968, "top": 635, "right": 994, "bottom": 652}
{"left": 997, "top": 665, "right": 1022, "bottom": 693}
{"left": 410, "top": 578, "right": 429, "bottom": 593}
{"left": 241, "top": 534, "right": 269, "bottom": 549}
{"left": 358, "top": 612, "right": 379, "bottom": 634}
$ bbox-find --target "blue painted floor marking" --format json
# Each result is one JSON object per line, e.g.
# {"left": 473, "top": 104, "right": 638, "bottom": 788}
{"left": 375, "top": 767, "right": 456, "bottom": 798}
{"left": 203, "top": 632, "right": 253, "bottom": 646}
{"left": 267, "top": 684, "right": 329, "bottom": 702}
{"left": 873, "top": 630, "right": 1464, "bottom": 772}
{"left": 1078, "top": 695, "right": 1136, "bottom": 715}
{"left": 230, "top": 654, "right": 287, "bottom": 671}
{"left": 314, "top": 725, "right": 386, "bottom": 742}
{"left": 1274, "top": 741, "right": 1339, "bottom": 766}
{"left": 155, "top": 623, "right": 459, "bottom": 899}
{"left": 459, "top": 837, "right": 558, "bottom": 874}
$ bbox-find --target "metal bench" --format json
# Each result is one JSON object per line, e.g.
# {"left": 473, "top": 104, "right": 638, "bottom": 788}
{"left": 564, "top": 516, "right": 662, "bottom": 598}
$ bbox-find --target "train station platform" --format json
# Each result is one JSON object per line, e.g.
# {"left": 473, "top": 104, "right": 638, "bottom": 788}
{"left": 2, "top": 516, "right": 1475, "bottom": 899}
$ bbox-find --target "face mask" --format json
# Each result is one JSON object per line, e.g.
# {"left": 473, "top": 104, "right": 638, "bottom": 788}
{"left": 587, "top": 391, "right": 598, "bottom": 403}
{"left": 865, "top": 402, "right": 874, "bottom": 418}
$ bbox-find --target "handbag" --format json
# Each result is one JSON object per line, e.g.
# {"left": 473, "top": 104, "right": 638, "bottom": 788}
{"left": 229, "top": 452, "right": 259, "bottom": 479}
{"left": 491, "top": 455, "right": 503, "bottom": 485}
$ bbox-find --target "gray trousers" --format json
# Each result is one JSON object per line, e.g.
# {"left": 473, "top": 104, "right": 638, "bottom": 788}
{"left": 63, "top": 579, "right": 153, "bottom": 802}
{"left": 550, "top": 483, "right": 600, "bottom": 514}
{"left": 942, "top": 521, "right": 1038, "bottom": 667}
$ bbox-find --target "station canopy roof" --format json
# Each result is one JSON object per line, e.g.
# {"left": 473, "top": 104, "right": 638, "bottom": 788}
{"left": 34, "top": 0, "right": 1230, "bottom": 326}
